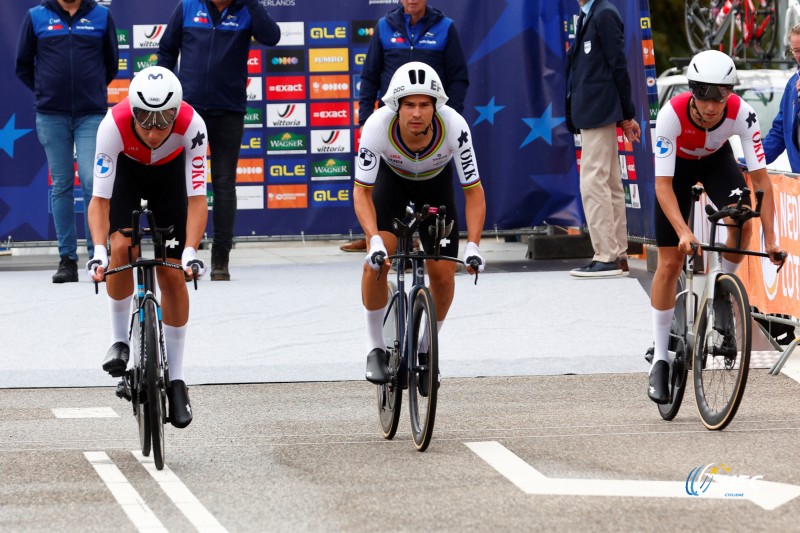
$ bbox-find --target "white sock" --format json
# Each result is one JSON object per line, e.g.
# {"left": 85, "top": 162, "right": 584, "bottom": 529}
{"left": 109, "top": 295, "right": 133, "bottom": 344}
{"left": 164, "top": 324, "right": 187, "bottom": 382}
{"left": 365, "top": 307, "right": 385, "bottom": 352}
{"left": 651, "top": 307, "right": 674, "bottom": 372}
{"left": 721, "top": 257, "right": 740, "bottom": 274}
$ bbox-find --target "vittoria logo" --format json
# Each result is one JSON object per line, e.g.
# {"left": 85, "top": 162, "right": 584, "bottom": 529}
{"left": 246, "top": 77, "right": 263, "bottom": 101}
{"left": 266, "top": 103, "right": 307, "bottom": 128}
{"left": 310, "top": 129, "right": 350, "bottom": 153}
{"left": 133, "top": 25, "right": 166, "bottom": 48}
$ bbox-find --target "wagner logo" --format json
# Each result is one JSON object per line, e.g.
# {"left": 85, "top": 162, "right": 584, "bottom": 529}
{"left": 309, "top": 22, "right": 348, "bottom": 44}
{"left": 311, "top": 158, "right": 351, "bottom": 181}
{"left": 311, "top": 184, "right": 351, "bottom": 207}
{"left": 247, "top": 77, "right": 263, "bottom": 101}
{"left": 133, "top": 25, "right": 166, "bottom": 48}
{"left": 267, "top": 76, "right": 307, "bottom": 100}
{"left": 276, "top": 21, "right": 305, "bottom": 46}
{"left": 107, "top": 79, "right": 130, "bottom": 104}
{"left": 308, "top": 48, "right": 349, "bottom": 72}
{"left": 269, "top": 158, "right": 307, "bottom": 183}
{"left": 267, "top": 103, "right": 307, "bottom": 128}
{"left": 117, "top": 29, "right": 130, "bottom": 49}
{"left": 236, "top": 158, "right": 265, "bottom": 183}
{"left": 310, "top": 103, "right": 350, "bottom": 127}
{"left": 309, "top": 75, "right": 350, "bottom": 99}
{"left": 248, "top": 50, "right": 262, "bottom": 74}
{"left": 267, "top": 185, "right": 307, "bottom": 209}
{"left": 311, "top": 129, "right": 350, "bottom": 154}
{"left": 266, "top": 49, "right": 306, "bottom": 72}
{"left": 351, "top": 20, "right": 376, "bottom": 44}
{"left": 244, "top": 106, "right": 264, "bottom": 128}
{"left": 133, "top": 53, "right": 158, "bottom": 73}
{"left": 267, "top": 132, "right": 307, "bottom": 155}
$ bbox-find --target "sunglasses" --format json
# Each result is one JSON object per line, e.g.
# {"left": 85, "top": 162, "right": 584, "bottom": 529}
{"left": 132, "top": 107, "right": 178, "bottom": 130}
{"left": 688, "top": 81, "right": 733, "bottom": 103}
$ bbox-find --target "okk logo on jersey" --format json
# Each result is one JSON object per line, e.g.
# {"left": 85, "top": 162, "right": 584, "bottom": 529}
{"left": 311, "top": 130, "right": 350, "bottom": 154}
{"left": 247, "top": 77, "right": 263, "bottom": 101}
{"left": 267, "top": 103, "right": 307, "bottom": 128}
{"left": 133, "top": 25, "right": 166, "bottom": 48}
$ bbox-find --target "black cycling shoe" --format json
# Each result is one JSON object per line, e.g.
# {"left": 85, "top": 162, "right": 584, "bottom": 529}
{"left": 102, "top": 342, "right": 130, "bottom": 377}
{"left": 648, "top": 360, "right": 670, "bottom": 404}
{"left": 167, "top": 380, "right": 193, "bottom": 428}
{"left": 365, "top": 348, "right": 391, "bottom": 384}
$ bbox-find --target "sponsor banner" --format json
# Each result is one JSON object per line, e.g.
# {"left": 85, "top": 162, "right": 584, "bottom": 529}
{"left": 353, "top": 101, "right": 361, "bottom": 126}
{"left": 310, "top": 102, "right": 350, "bottom": 127}
{"left": 266, "top": 103, "right": 307, "bottom": 128}
{"left": 308, "top": 48, "right": 349, "bottom": 72}
{"left": 351, "top": 20, "right": 376, "bottom": 44}
{"left": 645, "top": 66, "right": 658, "bottom": 95}
{"left": 642, "top": 39, "right": 655, "bottom": 66}
{"left": 616, "top": 128, "right": 633, "bottom": 152}
{"left": 629, "top": 183, "right": 640, "bottom": 208}
{"left": 276, "top": 21, "right": 305, "bottom": 46}
{"left": 267, "top": 184, "right": 308, "bottom": 209}
{"left": 351, "top": 47, "right": 367, "bottom": 69}
{"left": 248, "top": 50, "right": 263, "bottom": 74}
{"left": 308, "top": 21, "right": 348, "bottom": 44}
{"left": 244, "top": 106, "right": 264, "bottom": 128}
{"left": 265, "top": 49, "right": 306, "bottom": 73}
{"left": 246, "top": 77, "right": 263, "bottom": 101}
{"left": 240, "top": 130, "right": 264, "bottom": 157}
{"left": 267, "top": 75, "right": 307, "bottom": 101}
{"left": 309, "top": 75, "right": 350, "bottom": 99}
{"left": 236, "top": 158, "right": 265, "bottom": 183}
{"left": 107, "top": 79, "right": 130, "bottom": 104}
{"left": 311, "top": 157, "right": 351, "bottom": 181}
{"left": 267, "top": 131, "right": 308, "bottom": 154}
{"left": 133, "top": 52, "right": 158, "bottom": 73}
{"left": 352, "top": 74, "right": 361, "bottom": 99}
{"left": 311, "top": 183, "right": 352, "bottom": 207}
{"left": 236, "top": 185, "right": 265, "bottom": 210}
{"left": 117, "top": 29, "right": 129, "bottom": 49}
{"left": 268, "top": 158, "right": 308, "bottom": 183}
{"left": 118, "top": 52, "right": 130, "bottom": 76}
{"left": 625, "top": 155, "right": 637, "bottom": 180}
{"left": 310, "top": 129, "right": 350, "bottom": 154}
{"left": 132, "top": 24, "right": 166, "bottom": 48}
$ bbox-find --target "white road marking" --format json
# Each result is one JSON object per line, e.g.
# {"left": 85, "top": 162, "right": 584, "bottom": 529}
{"left": 133, "top": 451, "right": 229, "bottom": 532}
{"left": 466, "top": 441, "right": 800, "bottom": 511}
{"left": 84, "top": 451, "right": 167, "bottom": 532}
{"left": 53, "top": 407, "right": 118, "bottom": 418}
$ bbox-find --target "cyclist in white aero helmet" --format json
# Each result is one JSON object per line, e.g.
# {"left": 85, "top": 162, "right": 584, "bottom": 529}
{"left": 128, "top": 65, "right": 183, "bottom": 130}
{"left": 354, "top": 61, "right": 486, "bottom": 385}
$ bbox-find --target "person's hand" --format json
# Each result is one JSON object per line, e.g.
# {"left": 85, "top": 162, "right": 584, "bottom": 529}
{"left": 766, "top": 242, "right": 785, "bottom": 266}
{"left": 86, "top": 245, "right": 109, "bottom": 282}
{"left": 678, "top": 232, "right": 699, "bottom": 256}
{"left": 181, "top": 247, "right": 206, "bottom": 279}
{"left": 621, "top": 119, "right": 641, "bottom": 143}
{"left": 463, "top": 241, "right": 485, "bottom": 274}
{"left": 365, "top": 235, "right": 387, "bottom": 271}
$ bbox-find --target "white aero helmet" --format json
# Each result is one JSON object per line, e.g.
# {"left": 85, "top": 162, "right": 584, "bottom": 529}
{"left": 128, "top": 66, "right": 183, "bottom": 129}
{"left": 686, "top": 50, "right": 739, "bottom": 102}
{"left": 381, "top": 61, "right": 448, "bottom": 111}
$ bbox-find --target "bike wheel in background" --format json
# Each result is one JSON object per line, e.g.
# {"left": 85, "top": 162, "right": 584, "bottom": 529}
{"left": 408, "top": 285, "right": 438, "bottom": 452}
{"left": 378, "top": 281, "right": 402, "bottom": 439}
{"left": 693, "top": 274, "right": 752, "bottom": 430}
{"left": 747, "top": 0, "right": 778, "bottom": 59}
{"left": 685, "top": 0, "right": 715, "bottom": 53}
{"left": 659, "top": 272, "right": 690, "bottom": 421}
{"left": 144, "top": 299, "right": 165, "bottom": 470}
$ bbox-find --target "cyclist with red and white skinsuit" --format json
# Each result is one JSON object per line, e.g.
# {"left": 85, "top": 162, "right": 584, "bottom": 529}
{"left": 86, "top": 66, "right": 208, "bottom": 428}
{"left": 648, "top": 50, "right": 783, "bottom": 404}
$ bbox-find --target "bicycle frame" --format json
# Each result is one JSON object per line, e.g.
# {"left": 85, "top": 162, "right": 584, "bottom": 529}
{"left": 710, "top": 1, "right": 774, "bottom": 52}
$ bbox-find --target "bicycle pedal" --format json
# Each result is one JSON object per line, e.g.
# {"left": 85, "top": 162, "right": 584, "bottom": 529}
{"left": 115, "top": 380, "right": 132, "bottom": 402}
{"left": 645, "top": 346, "right": 654, "bottom": 364}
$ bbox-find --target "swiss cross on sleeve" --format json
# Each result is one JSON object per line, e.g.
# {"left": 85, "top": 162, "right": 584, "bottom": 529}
{"left": 191, "top": 131, "right": 205, "bottom": 150}
{"left": 458, "top": 130, "right": 469, "bottom": 148}
{"left": 746, "top": 112, "right": 757, "bottom": 129}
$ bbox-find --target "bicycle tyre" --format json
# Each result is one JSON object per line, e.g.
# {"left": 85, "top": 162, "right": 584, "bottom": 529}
{"left": 378, "top": 281, "right": 402, "bottom": 439}
{"left": 131, "top": 305, "right": 151, "bottom": 456}
{"left": 693, "top": 273, "right": 751, "bottom": 430}
{"left": 144, "top": 299, "right": 165, "bottom": 470}
{"left": 408, "top": 286, "right": 438, "bottom": 452}
{"left": 749, "top": 1, "right": 777, "bottom": 59}
{"left": 659, "top": 272, "right": 689, "bottom": 421}
{"left": 685, "top": 0, "right": 714, "bottom": 53}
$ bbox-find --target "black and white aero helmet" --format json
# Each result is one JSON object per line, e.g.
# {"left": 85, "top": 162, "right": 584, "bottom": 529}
{"left": 381, "top": 61, "right": 448, "bottom": 112}
{"left": 128, "top": 66, "right": 183, "bottom": 129}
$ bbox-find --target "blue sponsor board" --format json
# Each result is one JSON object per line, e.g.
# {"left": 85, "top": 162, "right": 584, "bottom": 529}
{"left": 240, "top": 130, "right": 264, "bottom": 157}
{"left": 268, "top": 158, "right": 308, "bottom": 183}
{"left": 311, "top": 183, "right": 351, "bottom": 207}
{"left": 308, "top": 21, "right": 349, "bottom": 45}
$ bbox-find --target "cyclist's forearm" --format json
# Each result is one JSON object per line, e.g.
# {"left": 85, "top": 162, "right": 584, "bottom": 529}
{"left": 749, "top": 169, "right": 778, "bottom": 245}
{"left": 353, "top": 185, "right": 379, "bottom": 239}
{"left": 463, "top": 184, "right": 486, "bottom": 244}
{"left": 185, "top": 196, "right": 208, "bottom": 250}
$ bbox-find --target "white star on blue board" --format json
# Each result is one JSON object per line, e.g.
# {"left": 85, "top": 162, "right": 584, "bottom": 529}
{"left": 473, "top": 97, "right": 505, "bottom": 126}
{"left": 520, "top": 104, "right": 565, "bottom": 147}
{"left": 0, "top": 114, "right": 32, "bottom": 158}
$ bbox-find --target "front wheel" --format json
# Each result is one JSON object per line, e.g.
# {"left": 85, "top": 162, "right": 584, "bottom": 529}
{"left": 130, "top": 307, "right": 151, "bottom": 456}
{"left": 144, "top": 299, "right": 165, "bottom": 470}
{"left": 685, "top": 0, "right": 714, "bottom": 53}
{"left": 693, "top": 274, "right": 751, "bottom": 430}
{"left": 378, "top": 281, "right": 402, "bottom": 439}
{"left": 408, "top": 286, "right": 438, "bottom": 452}
{"left": 659, "top": 272, "right": 690, "bottom": 420}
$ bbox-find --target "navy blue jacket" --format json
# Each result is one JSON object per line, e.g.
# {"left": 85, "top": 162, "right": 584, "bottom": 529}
{"left": 358, "top": 5, "right": 468, "bottom": 125}
{"left": 157, "top": 0, "right": 281, "bottom": 114}
{"left": 566, "top": 0, "right": 635, "bottom": 131}
{"left": 15, "top": 0, "right": 118, "bottom": 117}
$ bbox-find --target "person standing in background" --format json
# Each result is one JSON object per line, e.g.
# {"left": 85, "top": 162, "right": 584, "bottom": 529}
{"left": 15, "top": 0, "right": 118, "bottom": 283}
{"left": 342, "top": 0, "right": 469, "bottom": 253}
{"left": 158, "top": 0, "right": 280, "bottom": 281}
{"left": 761, "top": 24, "right": 800, "bottom": 171}
{"left": 566, "top": 0, "right": 640, "bottom": 278}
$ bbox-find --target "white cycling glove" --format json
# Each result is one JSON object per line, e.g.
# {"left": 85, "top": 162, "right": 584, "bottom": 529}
{"left": 86, "top": 245, "right": 109, "bottom": 279}
{"left": 181, "top": 247, "right": 206, "bottom": 280}
{"left": 463, "top": 242, "right": 485, "bottom": 273}
{"left": 365, "top": 235, "right": 387, "bottom": 271}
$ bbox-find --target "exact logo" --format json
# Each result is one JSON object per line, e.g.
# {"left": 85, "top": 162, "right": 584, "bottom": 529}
{"left": 267, "top": 76, "right": 307, "bottom": 101}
